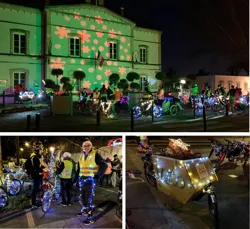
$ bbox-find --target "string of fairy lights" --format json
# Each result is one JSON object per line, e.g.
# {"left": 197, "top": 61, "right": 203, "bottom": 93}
{"left": 153, "top": 156, "right": 217, "bottom": 190}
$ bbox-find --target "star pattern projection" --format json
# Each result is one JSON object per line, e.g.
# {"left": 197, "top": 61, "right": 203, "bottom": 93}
{"left": 77, "top": 30, "right": 91, "bottom": 43}
{"left": 52, "top": 10, "right": 138, "bottom": 89}
{"left": 119, "top": 66, "right": 126, "bottom": 75}
{"left": 55, "top": 26, "right": 71, "bottom": 39}
{"left": 95, "top": 15, "right": 103, "bottom": 24}
{"left": 50, "top": 58, "right": 66, "bottom": 69}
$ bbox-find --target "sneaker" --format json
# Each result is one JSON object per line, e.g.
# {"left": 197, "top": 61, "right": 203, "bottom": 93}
{"left": 67, "top": 203, "right": 72, "bottom": 206}
{"left": 60, "top": 202, "right": 67, "bottom": 207}
{"left": 77, "top": 209, "right": 88, "bottom": 216}
{"left": 83, "top": 217, "right": 94, "bottom": 225}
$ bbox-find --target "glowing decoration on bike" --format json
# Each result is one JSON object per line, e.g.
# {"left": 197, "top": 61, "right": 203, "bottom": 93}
{"left": 100, "top": 101, "right": 112, "bottom": 114}
{"left": 132, "top": 106, "right": 141, "bottom": 119}
{"left": 120, "top": 96, "right": 129, "bottom": 104}
{"left": 153, "top": 106, "right": 162, "bottom": 118}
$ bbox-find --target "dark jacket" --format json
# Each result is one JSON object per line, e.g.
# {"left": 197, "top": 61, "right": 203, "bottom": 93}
{"left": 31, "top": 153, "right": 43, "bottom": 179}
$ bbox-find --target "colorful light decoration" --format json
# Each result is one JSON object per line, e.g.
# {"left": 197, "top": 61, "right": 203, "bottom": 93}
{"left": 153, "top": 105, "right": 163, "bottom": 118}
{"left": 100, "top": 101, "right": 112, "bottom": 114}
{"left": 132, "top": 106, "right": 142, "bottom": 119}
{"left": 120, "top": 96, "right": 129, "bottom": 104}
{"left": 19, "top": 91, "right": 35, "bottom": 100}
{"left": 78, "top": 177, "right": 96, "bottom": 213}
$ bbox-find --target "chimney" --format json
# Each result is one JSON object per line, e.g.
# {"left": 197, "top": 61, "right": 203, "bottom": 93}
{"left": 120, "top": 7, "right": 124, "bottom": 17}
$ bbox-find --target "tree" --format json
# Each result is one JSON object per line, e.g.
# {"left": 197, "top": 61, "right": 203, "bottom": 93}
{"left": 15, "top": 136, "right": 20, "bottom": 166}
{"left": 196, "top": 69, "right": 209, "bottom": 76}
{"left": 60, "top": 77, "right": 73, "bottom": 95}
{"left": 118, "top": 79, "right": 129, "bottom": 94}
{"left": 161, "top": 68, "right": 180, "bottom": 92}
{"left": 73, "top": 70, "right": 86, "bottom": 90}
{"left": 155, "top": 72, "right": 165, "bottom": 81}
{"left": 51, "top": 68, "right": 63, "bottom": 85}
{"left": 109, "top": 73, "right": 120, "bottom": 87}
{"left": 126, "top": 72, "right": 140, "bottom": 91}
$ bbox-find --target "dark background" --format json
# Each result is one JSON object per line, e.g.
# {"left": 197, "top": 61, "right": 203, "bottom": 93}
{"left": 1, "top": 0, "right": 248, "bottom": 75}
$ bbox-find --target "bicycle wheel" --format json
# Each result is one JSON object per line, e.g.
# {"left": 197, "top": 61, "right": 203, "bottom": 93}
{"left": 153, "top": 105, "right": 162, "bottom": 118}
{"left": 170, "top": 105, "right": 177, "bottom": 116}
{"left": 41, "top": 188, "right": 53, "bottom": 213}
{"left": 22, "top": 179, "right": 34, "bottom": 197}
{"left": 8, "top": 179, "right": 21, "bottom": 196}
{"left": 144, "top": 164, "right": 157, "bottom": 187}
{"left": 132, "top": 106, "right": 142, "bottom": 119}
{"left": 0, "top": 187, "right": 8, "bottom": 208}
{"left": 208, "top": 193, "right": 219, "bottom": 228}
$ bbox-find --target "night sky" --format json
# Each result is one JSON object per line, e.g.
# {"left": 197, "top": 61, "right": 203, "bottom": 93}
{"left": 1, "top": 0, "right": 248, "bottom": 75}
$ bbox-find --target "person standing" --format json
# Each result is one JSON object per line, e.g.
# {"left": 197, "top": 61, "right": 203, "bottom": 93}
{"left": 100, "top": 158, "right": 112, "bottom": 188}
{"left": 30, "top": 142, "right": 44, "bottom": 207}
{"left": 75, "top": 141, "right": 107, "bottom": 225}
{"left": 100, "top": 84, "right": 107, "bottom": 102}
{"left": 227, "top": 85, "right": 236, "bottom": 113}
{"left": 57, "top": 152, "right": 75, "bottom": 207}
{"left": 111, "top": 154, "right": 121, "bottom": 188}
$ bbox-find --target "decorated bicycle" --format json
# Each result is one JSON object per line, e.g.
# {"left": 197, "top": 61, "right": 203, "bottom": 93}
{"left": 142, "top": 138, "right": 219, "bottom": 227}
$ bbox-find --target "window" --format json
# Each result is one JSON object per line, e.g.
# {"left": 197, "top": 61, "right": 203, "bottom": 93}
{"left": 139, "top": 46, "right": 147, "bottom": 63}
{"left": 109, "top": 41, "right": 117, "bottom": 60}
{"left": 140, "top": 76, "right": 147, "bottom": 91}
{"left": 70, "top": 37, "right": 80, "bottom": 57}
{"left": 14, "top": 72, "right": 26, "bottom": 87}
{"left": 13, "top": 32, "right": 26, "bottom": 54}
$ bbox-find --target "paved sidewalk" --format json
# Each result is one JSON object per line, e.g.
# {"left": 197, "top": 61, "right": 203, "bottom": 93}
{"left": 0, "top": 186, "right": 121, "bottom": 228}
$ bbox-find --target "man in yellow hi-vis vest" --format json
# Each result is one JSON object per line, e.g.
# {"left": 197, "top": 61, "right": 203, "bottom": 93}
{"left": 56, "top": 152, "right": 75, "bottom": 207}
{"left": 75, "top": 141, "right": 107, "bottom": 226}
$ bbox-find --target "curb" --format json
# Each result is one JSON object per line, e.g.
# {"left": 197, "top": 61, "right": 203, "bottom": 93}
{"left": 0, "top": 105, "right": 49, "bottom": 114}
{"left": 0, "top": 207, "right": 37, "bottom": 225}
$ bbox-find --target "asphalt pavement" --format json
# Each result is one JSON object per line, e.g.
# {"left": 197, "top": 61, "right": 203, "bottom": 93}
{"left": 0, "top": 185, "right": 121, "bottom": 228}
{"left": 126, "top": 141, "right": 249, "bottom": 229}
{"left": 0, "top": 107, "right": 248, "bottom": 132}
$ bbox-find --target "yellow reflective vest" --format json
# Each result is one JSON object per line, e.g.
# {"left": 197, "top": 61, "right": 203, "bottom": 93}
{"left": 60, "top": 160, "right": 73, "bottom": 179}
{"left": 79, "top": 149, "right": 98, "bottom": 177}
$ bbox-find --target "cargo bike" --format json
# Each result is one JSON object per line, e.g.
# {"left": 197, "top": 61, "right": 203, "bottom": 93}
{"left": 141, "top": 139, "right": 219, "bottom": 228}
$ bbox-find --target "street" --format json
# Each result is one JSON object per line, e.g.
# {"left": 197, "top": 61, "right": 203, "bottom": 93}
{"left": 0, "top": 107, "right": 249, "bottom": 132}
{"left": 126, "top": 138, "right": 249, "bottom": 229}
{"left": 0, "top": 186, "right": 121, "bottom": 228}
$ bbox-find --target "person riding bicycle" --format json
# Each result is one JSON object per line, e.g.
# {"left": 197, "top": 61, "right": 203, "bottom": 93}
{"left": 214, "top": 84, "right": 226, "bottom": 105}
{"left": 138, "top": 136, "right": 152, "bottom": 155}
{"left": 91, "top": 87, "right": 100, "bottom": 105}
{"left": 156, "top": 85, "right": 165, "bottom": 106}
{"left": 75, "top": 140, "right": 107, "bottom": 225}
{"left": 56, "top": 152, "right": 75, "bottom": 207}
{"left": 144, "top": 80, "right": 153, "bottom": 97}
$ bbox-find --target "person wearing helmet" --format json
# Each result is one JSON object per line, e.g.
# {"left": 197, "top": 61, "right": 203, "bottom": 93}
{"left": 138, "top": 136, "right": 150, "bottom": 154}
{"left": 56, "top": 152, "right": 75, "bottom": 207}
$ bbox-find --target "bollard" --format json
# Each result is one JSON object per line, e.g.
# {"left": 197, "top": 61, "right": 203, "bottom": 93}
{"left": 193, "top": 104, "right": 196, "bottom": 119}
{"left": 225, "top": 103, "right": 229, "bottom": 116}
{"left": 96, "top": 110, "right": 100, "bottom": 126}
{"left": 26, "top": 115, "right": 31, "bottom": 132}
{"left": 131, "top": 109, "right": 134, "bottom": 132}
{"left": 2, "top": 90, "right": 5, "bottom": 107}
{"left": 35, "top": 113, "right": 40, "bottom": 131}
{"left": 203, "top": 104, "right": 207, "bottom": 132}
{"left": 151, "top": 102, "right": 154, "bottom": 122}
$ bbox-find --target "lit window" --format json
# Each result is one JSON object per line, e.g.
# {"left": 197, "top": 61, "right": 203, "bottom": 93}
{"left": 109, "top": 41, "right": 117, "bottom": 60}
{"left": 13, "top": 32, "right": 26, "bottom": 54}
{"left": 14, "top": 72, "right": 26, "bottom": 86}
{"left": 70, "top": 37, "right": 80, "bottom": 57}
{"left": 139, "top": 46, "right": 147, "bottom": 63}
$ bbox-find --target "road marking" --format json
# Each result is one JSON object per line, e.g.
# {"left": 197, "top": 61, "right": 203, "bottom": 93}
{"left": 96, "top": 186, "right": 118, "bottom": 194}
{"left": 229, "top": 174, "right": 238, "bottom": 178}
{"left": 26, "top": 211, "right": 35, "bottom": 228}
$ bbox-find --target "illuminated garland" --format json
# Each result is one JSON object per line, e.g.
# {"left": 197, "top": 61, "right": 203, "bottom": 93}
{"left": 153, "top": 105, "right": 163, "bottom": 118}
{"left": 120, "top": 96, "right": 129, "bottom": 104}
{"left": 79, "top": 177, "right": 96, "bottom": 213}
{"left": 100, "top": 101, "right": 112, "bottom": 114}
{"left": 19, "top": 91, "right": 35, "bottom": 100}
{"left": 153, "top": 156, "right": 216, "bottom": 190}
{"left": 132, "top": 106, "right": 141, "bottom": 119}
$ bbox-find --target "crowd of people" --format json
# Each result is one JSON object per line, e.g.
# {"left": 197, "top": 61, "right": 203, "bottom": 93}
{"left": 5, "top": 140, "right": 122, "bottom": 226}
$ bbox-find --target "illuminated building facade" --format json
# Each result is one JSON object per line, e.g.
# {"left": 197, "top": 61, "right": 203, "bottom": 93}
{"left": 0, "top": 1, "right": 162, "bottom": 94}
